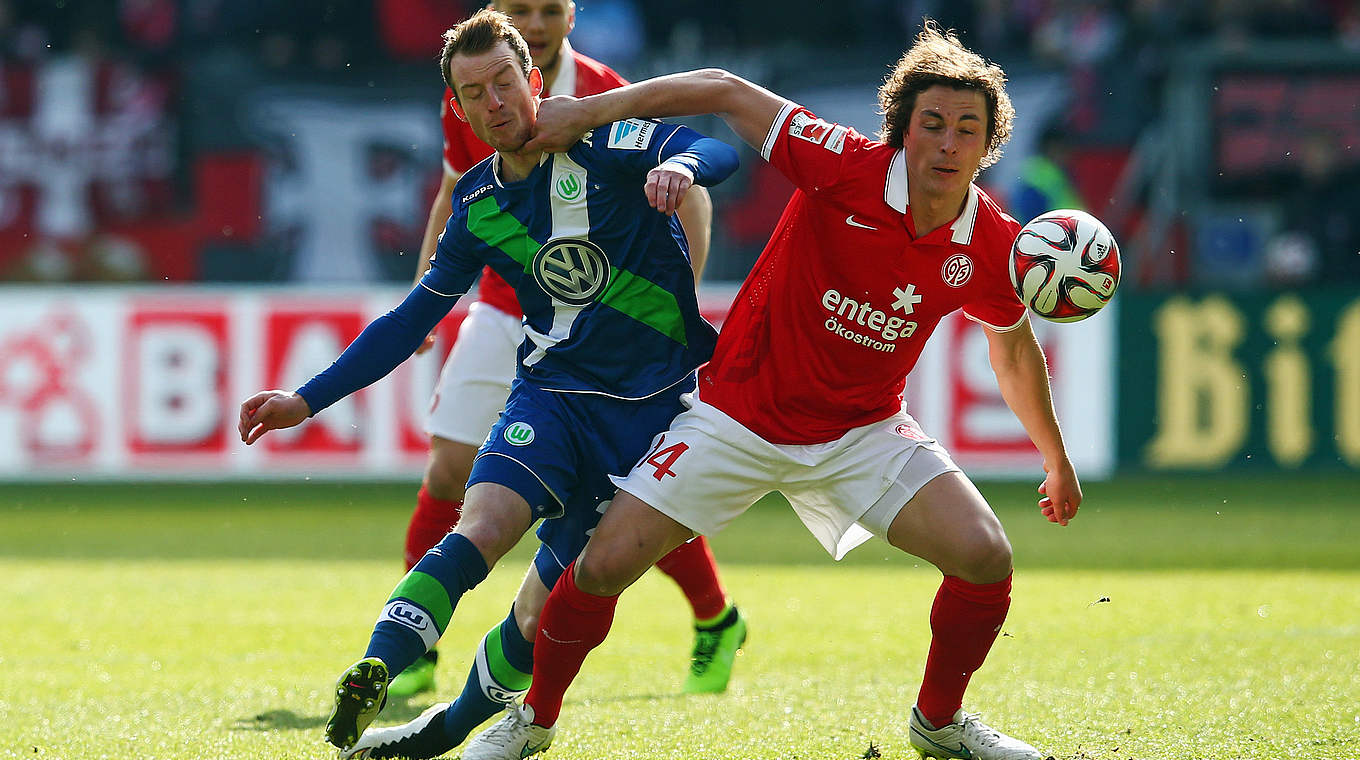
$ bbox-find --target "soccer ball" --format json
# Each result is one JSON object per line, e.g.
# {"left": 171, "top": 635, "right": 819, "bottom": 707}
{"left": 1009, "top": 209, "right": 1120, "bottom": 323}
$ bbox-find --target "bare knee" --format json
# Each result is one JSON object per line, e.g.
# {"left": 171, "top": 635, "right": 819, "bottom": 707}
{"left": 513, "top": 607, "right": 539, "bottom": 641}
{"left": 454, "top": 485, "right": 533, "bottom": 567}
{"left": 424, "top": 437, "right": 477, "bottom": 501}
{"left": 954, "top": 530, "right": 1013, "bottom": 584}
{"left": 573, "top": 550, "right": 639, "bottom": 598}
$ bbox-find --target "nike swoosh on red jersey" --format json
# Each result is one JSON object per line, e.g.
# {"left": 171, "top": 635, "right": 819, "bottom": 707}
{"left": 845, "top": 215, "right": 878, "bottom": 230}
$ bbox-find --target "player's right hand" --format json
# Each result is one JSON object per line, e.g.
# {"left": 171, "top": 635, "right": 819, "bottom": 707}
{"left": 238, "top": 390, "right": 311, "bottom": 445}
{"left": 526, "top": 96, "right": 591, "bottom": 153}
{"left": 414, "top": 331, "right": 437, "bottom": 355}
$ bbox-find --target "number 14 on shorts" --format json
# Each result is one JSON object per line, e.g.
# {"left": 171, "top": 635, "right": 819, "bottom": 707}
{"left": 638, "top": 435, "right": 689, "bottom": 481}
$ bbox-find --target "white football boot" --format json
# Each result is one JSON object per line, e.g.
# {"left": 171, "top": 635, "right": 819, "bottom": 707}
{"left": 462, "top": 702, "right": 556, "bottom": 760}
{"left": 339, "top": 702, "right": 448, "bottom": 759}
{"left": 909, "top": 706, "right": 1041, "bottom": 760}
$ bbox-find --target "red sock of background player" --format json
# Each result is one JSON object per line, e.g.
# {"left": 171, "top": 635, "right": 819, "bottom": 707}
{"left": 404, "top": 486, "right": 463, "bottom": 570}
{"left": 654, "top": 536, "right": 729, "bottom": 621}
{"left": 916, "top": 573, "right": 1012, "bottom": 728}
{"left": 524, "top": 563, "right": 618, "bottom": 727}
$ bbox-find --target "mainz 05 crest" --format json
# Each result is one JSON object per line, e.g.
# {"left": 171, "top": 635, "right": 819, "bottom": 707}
{"left": 532, "top": 237, "right": 612, "bottom": 305}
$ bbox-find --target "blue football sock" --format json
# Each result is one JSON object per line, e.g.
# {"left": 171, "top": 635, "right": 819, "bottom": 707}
{"left": 443, "top": 605, "right": 535, "bottom": 745}
{"left": 363, "top": 532, "right": 488, "bottom": 679}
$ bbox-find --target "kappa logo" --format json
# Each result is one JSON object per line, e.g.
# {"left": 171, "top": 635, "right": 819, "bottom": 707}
{"left": 504, "top": 421, "right": 535, "bottom": 446}
{"left": 532, "top": 237, "right": 611, "bottom": 305}
{"left": 555, "top": 172, "right": 584, "bottom": 201}
{"left": 461, "top": 184, "right": 494, "bottom": 205}
{"left": 607, "top": 119, "right": 656, "bottom": 150}
{"left": 941, "top": 253, "right": 974, "bottom": 287}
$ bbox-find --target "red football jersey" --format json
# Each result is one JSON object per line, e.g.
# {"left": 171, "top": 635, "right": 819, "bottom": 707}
{"left": 439, "top": 44, "right": 628, "bottom": 317}
{"left": 699, "top": 103, "right": 1027, "bottom": 445}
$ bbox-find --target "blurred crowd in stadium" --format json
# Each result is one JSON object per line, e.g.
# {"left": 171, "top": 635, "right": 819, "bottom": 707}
{"left": 2, "top": 0, "right": 1356, "bottom": 286}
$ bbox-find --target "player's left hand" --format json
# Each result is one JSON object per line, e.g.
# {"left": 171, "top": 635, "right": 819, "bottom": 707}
{"left": 238, "top": 390, "right": 311, "bottom": 445}
{"left": 525, "top": 95, "right": 591, "bottom": 153}
{"left": 646, "top": 162, "right": 694, "bottom": 216}
{"left": 1037, "top": 457, "right": 1081, "bottom": 526}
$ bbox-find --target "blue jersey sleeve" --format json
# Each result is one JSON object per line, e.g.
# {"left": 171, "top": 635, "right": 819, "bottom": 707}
{"left": 589, "top": 120, "right": 738, "bottom": 187}
{"left": 295, "top": 284, "right": 459, "bottom": 415}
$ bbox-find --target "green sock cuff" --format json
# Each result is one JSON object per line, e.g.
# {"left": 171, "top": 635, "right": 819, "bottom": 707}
{"left": 483, "top": 625, "right": 532, "bottom": 692}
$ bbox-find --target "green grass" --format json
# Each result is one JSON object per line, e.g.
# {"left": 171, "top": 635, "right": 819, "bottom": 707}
{"left": 2, "top": 474, "right": 1358, "bottom": 759}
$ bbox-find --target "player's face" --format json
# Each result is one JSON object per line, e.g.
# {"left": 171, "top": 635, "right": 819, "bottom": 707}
{"left": 902, "top": 86, "right": 989, "bottom": 202}
{"left": 448, "top": 42, "right": 544, "bottom": 153}
{"left": 494, "top": 0, "right": 575, "bottom": 70}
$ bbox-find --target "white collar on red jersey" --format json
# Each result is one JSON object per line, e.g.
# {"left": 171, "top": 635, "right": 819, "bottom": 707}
{"left": 545, "top": 39, "right": 577, "bottom": 98}
{"left": 885, "top": 148, "right": 981, "bottom": 245}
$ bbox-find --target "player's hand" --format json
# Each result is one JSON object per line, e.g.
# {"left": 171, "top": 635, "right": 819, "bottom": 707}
{"left": 238, "top": 390, "right": 311, "bottom": 445}
{"left": 646, "top": 162, "right": 694, "bottom": 216}
{"left": 525, "top": 96, "right": 592, "bottom": 153}
{"left": 1037, "top": 457, "right": 1081, "bottom": 526}
{"left": 413, "top": 331, "right": 437, "bottom": 355}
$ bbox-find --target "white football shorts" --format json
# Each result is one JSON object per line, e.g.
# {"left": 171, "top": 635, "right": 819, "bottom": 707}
{"left": 611, "top": 393, "right": 962, "bottom": 560}
{"left": 425, "top": 301, "right": 522, "bottom": 445}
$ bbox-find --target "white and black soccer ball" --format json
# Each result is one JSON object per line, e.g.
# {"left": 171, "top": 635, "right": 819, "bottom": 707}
{"left": 1009, "top": 209, "right": 1121, "bottom": 323}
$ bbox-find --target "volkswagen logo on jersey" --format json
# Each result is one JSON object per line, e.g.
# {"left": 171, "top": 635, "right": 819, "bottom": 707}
{"left": 532, "top": 237, "right": 612, "bottom": 305}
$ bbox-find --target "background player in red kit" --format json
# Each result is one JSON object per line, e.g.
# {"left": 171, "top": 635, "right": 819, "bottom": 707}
{"left": 391, "top": 0, "right": 746, "bottom": 700}
{"left": 465, "top": 21, "right": 1081, "bottom": 760}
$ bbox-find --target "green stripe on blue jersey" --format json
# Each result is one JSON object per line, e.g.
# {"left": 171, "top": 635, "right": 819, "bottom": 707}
{"left": 465, "top": 196, "right": 687, "bottom": 345}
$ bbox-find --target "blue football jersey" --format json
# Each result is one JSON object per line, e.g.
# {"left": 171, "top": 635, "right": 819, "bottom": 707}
{"left": 423, "top": 119, "right": 726, "bottom": 400}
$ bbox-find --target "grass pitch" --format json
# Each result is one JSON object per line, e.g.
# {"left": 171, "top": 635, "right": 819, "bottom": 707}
{"left": 2, "top": 474, "right": 1357, "bottom": 759}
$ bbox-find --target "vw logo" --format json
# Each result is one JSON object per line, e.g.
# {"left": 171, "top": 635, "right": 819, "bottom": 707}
{"left": 532, "top": 237, "right": 611, "bottom": 305}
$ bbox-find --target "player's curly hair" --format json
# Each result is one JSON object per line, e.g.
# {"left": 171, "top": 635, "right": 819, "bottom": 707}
{"left": 439, "top": 9, "right": 533, "bottom": 98}
{"left": 878, "top": 20, "right": 1014, "bottom": 169}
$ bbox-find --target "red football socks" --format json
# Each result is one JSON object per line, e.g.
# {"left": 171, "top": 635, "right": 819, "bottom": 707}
{"left": 654, "top": 536, "right": 728, "bottom": 621}
{"left": 404, "top": 486, "right": 463, "bottom": 570}
{"left": 524, "top": 562, "right": 619, "bottom": 727}
{"left": 916, "top": 573, "right": 1012, "bottom": 729}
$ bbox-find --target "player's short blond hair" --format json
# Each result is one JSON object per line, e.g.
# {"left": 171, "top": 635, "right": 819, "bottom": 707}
{"left": 439, "top": 9, "right": 533, "bottom": 98}
{"left": 878, "top": 20, "right": 1015, "bottom": 169}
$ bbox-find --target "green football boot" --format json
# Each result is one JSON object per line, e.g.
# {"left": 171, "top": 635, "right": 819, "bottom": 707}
{"left": 386, "top": 650, "right": 437, "bottom": 698}
{"left": 682, "top": 605, "right": 747, "bottom": 694}
{"left": 325, "top": 657, "right": 389, "bottom": 750}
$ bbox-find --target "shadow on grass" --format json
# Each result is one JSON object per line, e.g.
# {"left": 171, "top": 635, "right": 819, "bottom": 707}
{"left": 231, "top": 700, "right": 430, "bottom": 734}
{"left": 231, "top": 709, "right": 326, "bottom": 732}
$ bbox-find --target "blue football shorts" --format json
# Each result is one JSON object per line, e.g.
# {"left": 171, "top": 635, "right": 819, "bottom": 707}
{"left": 466, "top": 375, "right": 693, "bottom": 588}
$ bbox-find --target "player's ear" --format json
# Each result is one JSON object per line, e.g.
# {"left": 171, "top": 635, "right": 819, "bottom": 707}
{"left": 449, "top": 94, "right": 468, "bottom": 122}
{"left": 528, "top": 67, "right": 544, "bottom": 98}
{"left": 565, "top": 2, "right": 576, "bottom": 34}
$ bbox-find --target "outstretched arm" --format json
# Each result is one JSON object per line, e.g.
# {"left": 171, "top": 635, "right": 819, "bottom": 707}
{"left": 984, "top": 318, "right": 1082, "bottom": 525}
{"left": 528, "top": 69, "right": 787, "bottom": 155}
{"left": 238, "top": 284, "right": 460, "bottom": 444}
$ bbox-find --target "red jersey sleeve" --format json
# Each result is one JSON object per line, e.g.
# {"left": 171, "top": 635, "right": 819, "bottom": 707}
{"left": 961, "top": 200, "right": 1028, "bottom": 331}
{"left": 759, "top": 103, "right": 862, "bottom": 195}
{"left": 441, "top": 86, "right": 494, "bottom": 176}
